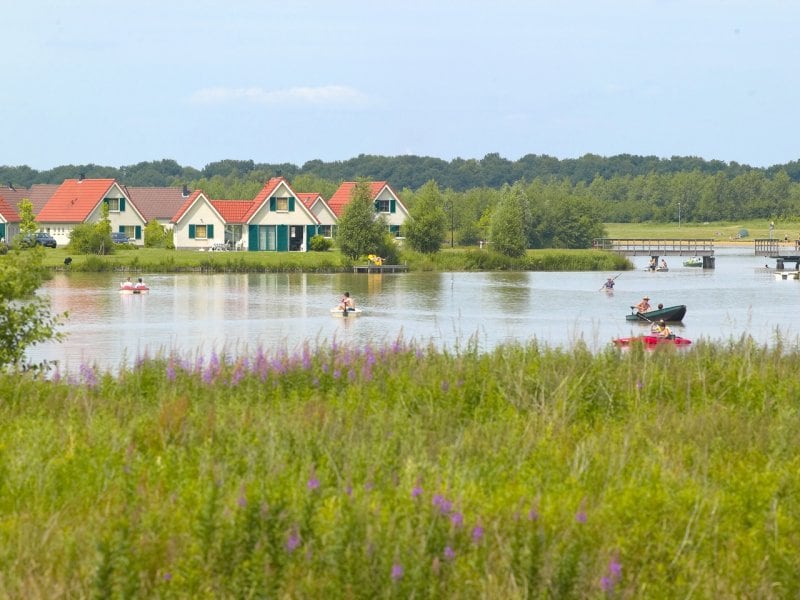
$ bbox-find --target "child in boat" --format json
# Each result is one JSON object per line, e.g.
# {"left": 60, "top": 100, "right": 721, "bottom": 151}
{"left": 655, "top": 319, "right": 674, "bottom": 339}
{"left": 338, "top": 291, "right": 355, "bottom": 312}
{"left": 134, "top": 277, "right": 146, "bottom": 289}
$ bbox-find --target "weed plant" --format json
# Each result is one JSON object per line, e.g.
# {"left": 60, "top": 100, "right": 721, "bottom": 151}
{"left": 1, "top": 337, "right": 799, "bottom": 597}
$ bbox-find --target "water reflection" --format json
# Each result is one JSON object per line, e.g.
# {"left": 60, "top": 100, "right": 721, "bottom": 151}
{"left": 26, "top": 248, "right": 800, "bottom": 373}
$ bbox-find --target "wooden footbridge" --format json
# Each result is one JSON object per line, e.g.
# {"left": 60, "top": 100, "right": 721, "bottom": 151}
{"left": 754, "top": 239, "right": 800, "bottom": 269}
{"left": 592, "top": 238, "right": 716, "bottom": 268}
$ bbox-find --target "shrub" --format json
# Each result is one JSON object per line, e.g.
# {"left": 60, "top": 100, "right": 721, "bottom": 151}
{"left": 309, "top": 235, "right": 333, "bottom": 252}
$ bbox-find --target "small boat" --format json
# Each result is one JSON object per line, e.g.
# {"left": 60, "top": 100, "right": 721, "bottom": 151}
{"left": 119, "top": 283, "right": 150, "bottom": 294}
{"left": 626, "top": 304, "right": 686, "bottom": 322}
{"left": 655, "top": 267, "right": 669, "bottom": 272}
{"left": 683, "top": 256, "right": 703, "bottom": 267}
{"left": 773, "top": 271, "right": 800, "bottom": 280}
{"left": 330, "top": 307, "right": 362, "bottom": 317}
{"left": 613, "top": 335, "right": 692, "bottom": 347}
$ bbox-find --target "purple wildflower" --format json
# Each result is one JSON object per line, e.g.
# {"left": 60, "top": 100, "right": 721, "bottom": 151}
{"left": 472, "top": 523, "right": 484, "bottom": 542}
{"left": 443, "top": 546, "right": 456, "bottom": 561}
{"left": 307, "top": 476, "right": 320, "bottom": 491}
{"left": 237, "top": 495, "right": 247, "bottom": 508}
{"left": 333, "top": 369, "right": 341, "bottom": 379}
{"left": 391, "top": 563, "right": 404, "bottom": 581}
{"left": 601, "top": 575, "right": 614, "bottom": 593}
{"left": 286, "top": 529, "right": 301, "bottom": 553}
{"left": 166, "top": 361, "right": 176, "bottom": 382}
{"left": 450, "top": 512, "right": 463, "bottom": 527}
{"left": 412, "top": 485, "right": 423, "bottom": 499}
{"left": 432, "top": 494, "right": 452, "bottom": 514}
{"left": 575, "top": 499, "right": 588, "bottom": 523}
{"left": 79, "top": 362, "right": 97, "bottom": 388}
{"left": 528, "top": 507, "right": 539, "bottom": 521}
{"left": 163, "top": 572, "right": 172, "bottom": 582}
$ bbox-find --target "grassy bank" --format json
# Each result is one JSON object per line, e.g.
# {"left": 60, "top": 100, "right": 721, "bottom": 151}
{"left": 28, "top": 247, "right": 631, "bottom": 273}
{"left": 605, "top": 219, "right": 800, "bottom": 241}
{"left": 2, "top": 338, "right": 799, "bottom": 597}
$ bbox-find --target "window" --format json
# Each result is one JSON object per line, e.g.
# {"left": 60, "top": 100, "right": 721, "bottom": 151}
{"left": 318, "top": 225, "right": 332, "bottom": 238}
{"left": 195, "top": 225, "right": 208, "bottom": 239}
{"left": 276, "top": 197, "right": 289, "bottom": 211}
{"left": 376, "top": 199, "right": 391, "bottom": 213}
{"left": 106, "top": 198, "right": 120, "bottom": 212}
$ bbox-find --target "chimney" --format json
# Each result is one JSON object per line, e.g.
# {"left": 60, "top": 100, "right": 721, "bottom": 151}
{"left": 7, "top": 181, "right": 14, "bottom": 190}
{"left": 78, "top": 173, "right": 85, "bottom": 182}
{"left": 182, "top": 184, "right": 190, "bottom": 197}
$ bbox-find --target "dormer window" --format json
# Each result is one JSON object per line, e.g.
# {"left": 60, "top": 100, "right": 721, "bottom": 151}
{"left": 105, "top": 198, "right": 125, "bottom": 212}
{"left": 376, "top": 199, "right": 391, "bottom": 213}
{"left": 276, "top": 197, "right": 289, "bottom": 212}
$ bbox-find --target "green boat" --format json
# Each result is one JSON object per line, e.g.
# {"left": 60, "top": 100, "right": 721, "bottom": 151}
{"left": 626, "top": 304, "right": 687, "bottom": 322}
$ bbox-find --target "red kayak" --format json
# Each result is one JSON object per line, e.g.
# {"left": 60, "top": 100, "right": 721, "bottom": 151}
{"left": 613, "top": 335, "right": 692, "bottom": 347}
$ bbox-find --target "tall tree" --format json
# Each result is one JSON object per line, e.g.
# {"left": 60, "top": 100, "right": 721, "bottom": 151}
{"left": 18, "top": 198, "right": 38, "bottom": 236}
{"left": 336, "top": 180, "right": 385, "bottom": 260}
{"left": 404, "top": 180, "right": 447, "bottom": 253}
{"left": 489, "top": 184, "right": 527, "bottom": 257}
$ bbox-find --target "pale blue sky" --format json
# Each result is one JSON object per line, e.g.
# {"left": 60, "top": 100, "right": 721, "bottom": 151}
{"left": 2, "top": 0, "right": 798, "bottom": 170}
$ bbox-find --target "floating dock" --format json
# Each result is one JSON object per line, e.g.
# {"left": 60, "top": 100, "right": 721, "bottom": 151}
{"left": 353, "top": 264, "right": 408, "bottom": 273}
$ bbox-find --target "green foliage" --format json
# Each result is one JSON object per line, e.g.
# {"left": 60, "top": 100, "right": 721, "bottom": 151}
{"left": 143, "top": 219, "right": 167, "bottom": 248}
{"left": 336, "top": 180, "right": 386, "bottom": 260}
{"left": 17, "top": 198, "right": 38, "bottom": 236}
{"left": 0, "top": 247, "right": 64, "bottom": 369}
{"left": 69, "top": 223, "right": 113, "bottom": 255}
{"left": 309, "top": 234, "right": 333, "bottom": 252}
{"left": 489, "top": 184, "right": 527, "bottom": 257}
{"left": 404, "top": 180, "right": 448, "bottom": 254}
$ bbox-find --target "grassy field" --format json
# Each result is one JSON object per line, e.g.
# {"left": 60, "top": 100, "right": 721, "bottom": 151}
{"left": 605, "top": 219, "right": 800, "bottom": 242}
{"left": 1, "top": 338, "right": 799, "bottom": 597}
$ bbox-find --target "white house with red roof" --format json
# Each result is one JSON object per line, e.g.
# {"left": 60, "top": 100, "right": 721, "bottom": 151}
{"left": 0, "top": 193, "right": 20, "bottom": 242}
{"left": 327, "top": 181, "right": 408, "bottom": 237}
{"left": 36, "top": 177, "right": 148, "bottom": 246}
{"left": 171, "top": 178, "right": 321, "bottom": 252}
{"left": 298, "top": 193, "right": 337, "bottom": 238}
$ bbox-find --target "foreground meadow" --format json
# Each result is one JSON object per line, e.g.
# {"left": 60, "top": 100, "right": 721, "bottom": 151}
{"left": 2, "top": 338, "right": 799, "bottom": 597}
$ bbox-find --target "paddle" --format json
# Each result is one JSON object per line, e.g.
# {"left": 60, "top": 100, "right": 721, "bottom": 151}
{"left": 599, "top": 273, "right": 622, "bottom": 291}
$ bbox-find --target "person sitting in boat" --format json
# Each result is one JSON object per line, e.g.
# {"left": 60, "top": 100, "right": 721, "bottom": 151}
{"left": 134, "top": 277, "right": 146, "bottom": 289}
{"left": 659, "top": 259, "right": 668, "bottom": 270}
{"left": 634, "top": 296, "right": 651, "bottom": 313}
{"left": 121, "top": 276, "right": 133, "bottom": 289}
{"left": 648, "top": 257, "right": 657, "bottom": 271}
{"left": 655, "top": 319, "right": 674, "bottom": 339}
{"left": 338, "top": 291, "right": 355, "bottom": 312}
{"left": 603, "top": 277, "right": 615, "bottom": 289}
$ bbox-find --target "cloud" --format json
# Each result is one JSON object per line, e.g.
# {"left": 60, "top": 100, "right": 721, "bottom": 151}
{"left": 189, "top": 84, "right": 369, "bottom": 107}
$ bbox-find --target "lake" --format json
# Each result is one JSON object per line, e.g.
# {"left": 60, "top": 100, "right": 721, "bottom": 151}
{"left": 26, "top": 246, "right": 800, "bottom": 373}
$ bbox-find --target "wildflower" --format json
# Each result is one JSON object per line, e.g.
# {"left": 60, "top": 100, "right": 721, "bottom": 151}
{"left": 636, "top": 380, "right": 644, "bottom": 390}
{"left": 237, "top": 495, "right": 247, "bottom": 508}
{"left": 472, "top": 523, "right": 484, "bottom": 542}
{"left": 412, "top": 484, "right": 423, "bottom": 499}
{"left": 166, "top": 361, "right": 176, "bottom": 382}
{"left": 443, "top": 546, "right": 456, "bottom": 561}
{"left": 528, "top": 507, "right": 539, "bottom": 521}
{"left": 575, "top": 499, "right": 588, "bottom": 523}
{"left": 391, "top": 563, "right": 404, "bottom": 581}
{"left": 163, "top": 572, "right": 172, "bottom": 582}
{"left": 450, "top": 512, "right": 463, "bottom": 527}
{"left": 307, "top": 476, "right": 320, "bottom": 491}
{"left": 79, "top": 362, "right": 97, "bottom": 388}
{"left": 432, "top": 494, "right": 452, "bottom": 514}
{"left": 286, "top": 529, "right": 301, "bottom": 553}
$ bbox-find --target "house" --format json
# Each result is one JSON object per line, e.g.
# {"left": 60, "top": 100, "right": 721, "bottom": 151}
{"left": 298, "top": 192, "right": 337, "bottom": 238}
{"left": 327, "top": 181, "right": 408, "bottom": 237}
{"left": 0, "top": 194, "right": 20, "bottom": 242}
{"left": 170, "top": 190, "right": 226, "bottom": 250}
{"left": 242, "top": 178, "right": 320, "bottom": 252}
{"left": 124, "top": 185, "right": 194, "bottom": 230}
{"left": 36, "top": 177, "right": 148, "bottom": 246}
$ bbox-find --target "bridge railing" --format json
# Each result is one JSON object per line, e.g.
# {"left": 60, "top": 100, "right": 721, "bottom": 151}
{"left": 754, "top": 238, "right": 800, "bottom": 256}
{"left": 592, "top": 238, "right": 714, "bottom": 255}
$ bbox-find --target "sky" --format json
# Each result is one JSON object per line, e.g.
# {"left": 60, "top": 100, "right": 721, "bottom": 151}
{"left": 2, "top": 0, "right": 799, "bottom": 171}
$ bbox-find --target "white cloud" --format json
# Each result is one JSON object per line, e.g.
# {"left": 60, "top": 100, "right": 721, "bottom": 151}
{"left": 189, "top": 85, "right": 369, "bottom": 107}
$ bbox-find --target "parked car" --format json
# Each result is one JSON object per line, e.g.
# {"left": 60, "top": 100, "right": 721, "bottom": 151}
{"left": 19, "top": 232, "right": 57, "bottom": 248}
{"left": 111, "top": 232, "right": 130, "bottom": 244}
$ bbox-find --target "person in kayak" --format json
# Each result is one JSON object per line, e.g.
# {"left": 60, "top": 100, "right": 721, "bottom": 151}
{"left": 603, "top": 277, "right": 615, "bottom": 289}
{"left": 655, "top": 319, "right": 674, "bottom": 339}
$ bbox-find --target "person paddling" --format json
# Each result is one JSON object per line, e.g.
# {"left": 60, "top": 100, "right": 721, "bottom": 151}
{"left": 603, "top": 277, "right": 615, "bottom": 290}
{"left": 338, "top": 291, "right": 355, "bottom": 312}
{"left": 634, "top": 296, "right": 651, "bottom": 314}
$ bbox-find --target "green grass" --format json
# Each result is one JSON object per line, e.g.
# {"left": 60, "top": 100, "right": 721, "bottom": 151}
{"left": 605, "top": 219, "right": 800, "bottom": 241}
{"left": 1, "top": 338, "right": 799, "bottom": 597}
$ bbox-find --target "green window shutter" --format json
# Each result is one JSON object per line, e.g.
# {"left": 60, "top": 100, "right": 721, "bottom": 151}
{"left": 0, "top": 224, "right": 5, "bottom": 239}
{"left": 289, "top": 197, "right": 295, "bottom": 212}
{"left": 134, "top": 225, "right": 141, "bottom": 239}
{"left": 374, "top": 200, "right": 379, "bottom": 212}
{"left": 118, "top": 225, "right": 125, "bottom": 233}
{"left": 277, "top": 225, "right": 288, "bottom": 251}
{"left": 270, "top": 197, "right": 276, "bottom": 211}
{"left": 306, "top": 225, "right": 316, "bottom": 250}
{"left": 390, "top": 200, "right": 396, "bottom": 213}
{"left": 207, "top": 224, "right": 214, "bottom": 239}
{"left": 248, "top": 224, "right": 259, "bottom": 251}
{"left": 189, "top": 224, "right": 196, "bottom": 239}
{"left": 120, "top": 198, "right": 126, "bottom": 212}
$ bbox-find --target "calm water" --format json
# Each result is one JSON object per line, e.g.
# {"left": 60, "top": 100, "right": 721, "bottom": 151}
{"left": 27, "top": 247, "right": 800, "bottom": 372}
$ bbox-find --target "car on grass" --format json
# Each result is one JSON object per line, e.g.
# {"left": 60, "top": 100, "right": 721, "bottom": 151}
{"left": 111, "top": 232, "right": 130, "bottom": 244}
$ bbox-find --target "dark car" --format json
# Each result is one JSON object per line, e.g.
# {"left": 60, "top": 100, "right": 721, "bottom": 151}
{"left": 19, "top": 232, "right": 57, "bottom": 248}
{"left": 111, "top": 232, "right": 130, "bottom": 244}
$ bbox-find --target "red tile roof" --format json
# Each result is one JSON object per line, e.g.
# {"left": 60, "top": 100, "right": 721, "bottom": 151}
{"left": 124, "top": 186, "right": 192, "bottom": 222}
{"left": 36, "top": 179, "right": 117, "bottom": 223}
{"left": 327, "top": 181, "right": 392, "bottom": 217}
{"left": 244, "top": 177, "right": 289, "bottom": 222}
{"left": 26, "top": 184, "right": 59, "bottom": 214}
{"left": 0, "top": 194, "right": 20, "bottom": 222}
{"left": 211, "top": 200, "right": 255, "bottom": 223}
{"left": 297, "top": 192, "right": 321, "bottom": 210}
{"left": 0, "top": 184, "right": 28, "bottom": 214}
{"left": 170, "top": 190, "right": 205, "bottom": 224}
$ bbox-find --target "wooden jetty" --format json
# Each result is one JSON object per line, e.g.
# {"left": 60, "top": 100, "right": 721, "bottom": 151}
{"left": 754, "top": 239, "right": 800, "bottom": 270}
{"left": 592, "top": 238, "right": 716, "bottom": 268}
{"left": 353, "top": 264, "right": 408, "bottom": 274}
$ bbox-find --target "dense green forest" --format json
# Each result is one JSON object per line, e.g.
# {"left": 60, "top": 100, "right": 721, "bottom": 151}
{"left": 3, "top": 154, "right": 800, "bottom": 230}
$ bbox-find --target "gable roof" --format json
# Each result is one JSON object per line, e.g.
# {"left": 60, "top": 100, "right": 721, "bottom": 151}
{"left": 170, "top": 190, "right": 208, "bottom": 224}
{"left": 244, "top": 177, "right": 318, "bottom": 223}
{"left": 36, "top": 179, "right": 118, "bottom": 223}
{"left": 0, "top": 194, "right": 20, "bottom": 222}
{"left": 26, "top": 184, "right": 60, "bottom": 214}
{"left": 0, "top": 184, "right": 29, "bottom": 213}
{"left": 124, "top": 186, "right": 193, "bottom": 222}
{"left": 327, "top": 181, "right": 400, "bottom": 217}
{"left": 210, "top": 200, "right": 255, "bottom": 223}
{"left": 297, "top": 192, "right": 321, "bottom": 210}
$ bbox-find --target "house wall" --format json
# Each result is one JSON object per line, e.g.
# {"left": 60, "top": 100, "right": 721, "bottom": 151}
{"left": 375, "top": 189, "right": 407, "bottom": 229}
{"left": 173, "top": 200, "right": 224, "bottom": 250}
{"left": 245, "top": 193, "right": 318, "bottom": 251}
{"left": 38, "top": 223, "right": 74, "bottom": 246}
{"left": 86, "top": 196, "right": 147, "bottom": 245}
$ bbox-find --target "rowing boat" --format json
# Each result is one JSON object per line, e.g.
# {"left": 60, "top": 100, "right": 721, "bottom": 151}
{"left": 626, "top": 304, "right": 686, "bottom": 322}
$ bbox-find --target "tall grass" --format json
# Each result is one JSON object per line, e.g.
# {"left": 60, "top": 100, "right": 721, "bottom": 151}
{"left": 1, "top": 338, "right": 799, "bottom": 596}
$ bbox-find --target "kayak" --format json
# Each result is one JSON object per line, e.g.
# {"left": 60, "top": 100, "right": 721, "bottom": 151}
{"left": 613, "top": 335, "right": 692, "bottom": 347}
{"left": 331, "top": 307, "right": 362, "bottom": 317}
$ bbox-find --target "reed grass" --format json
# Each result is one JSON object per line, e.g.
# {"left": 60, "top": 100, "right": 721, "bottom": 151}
{"left": 1, "top": 338, "right": 799, "bottom": 597}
